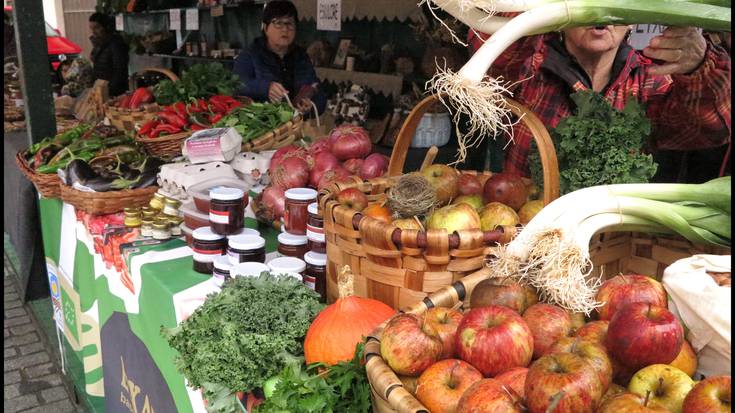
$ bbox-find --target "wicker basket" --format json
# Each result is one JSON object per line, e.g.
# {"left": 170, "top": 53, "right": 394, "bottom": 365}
{"left": 59, "top": 184, "right": 159, "bottom": 215}
{"left": 364, "top": 231, "right": 731, "bottom": 413}
{"left": 241, "top": 114, "right": 304, "bottom": 153}
{"left": 318, "top": 95, "right": 560, "bottom": 310}
{"left": 15, "top": 151, "right": 62, "bottom": 198}
{"left": 135, "top": 130, "right": 193, "bottom": 159}
{"left": 104, "top": 68, "right": 177, "bottom": 131}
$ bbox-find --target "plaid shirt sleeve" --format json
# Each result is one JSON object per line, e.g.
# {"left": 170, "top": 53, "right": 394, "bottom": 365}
{"left": 646, "top": 42, "right": 731, "bottom": 151}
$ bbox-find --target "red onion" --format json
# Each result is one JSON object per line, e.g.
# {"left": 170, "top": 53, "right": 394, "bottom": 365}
{"left": 359, "top": 153, "right": 390, "bottom": 180}
{"left": 317, "top": 167, "right": 352, "bottom": 191}
{"left": 328, "top": 125, "right": 372, "bottom": 161}
{"left": 260, "top": 186, "right": 286, "bottom": 220}
{"left": 308, "top": 138, "right": 332, "bottom": 157}
{"left": 308, "top": 151, "right": 342, "bottom": 188}
{"left": 343, "top": 158, "right": 364, "bottom": 175}
{"left": 271, "top": 156, "right": 310, "bottom": 190}
{"left": 270, "top": 145, "right": 307, "bottom": 171}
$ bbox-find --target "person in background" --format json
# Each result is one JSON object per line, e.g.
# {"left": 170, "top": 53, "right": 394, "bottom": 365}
{"left": 88, "top": 12, "right": 129, "bottom": 96}
{"left": 233, "top": 0, "right": 325, "bottom": 116}
{"left": 468, "top": 23, "right": 731, "bottom": 180}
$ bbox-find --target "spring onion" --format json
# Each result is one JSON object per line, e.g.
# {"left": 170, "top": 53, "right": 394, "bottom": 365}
{"left": 488, "top": 177, "right": 731, "bottom": 314}
{"left": 424, "top": 0, "right": 731, "bottom": 164}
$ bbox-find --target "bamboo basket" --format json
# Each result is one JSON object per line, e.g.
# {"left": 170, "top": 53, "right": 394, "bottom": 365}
{"left": 103, "top": 68, "right": 176, "bottom": 131}
{"left": 135, "top": 130, "right": 193, "bottom": 159}
{"left": 364, "top": 232, "right": 731, "bottom": 413}
{"left": 241, "top": 114, "right": 304, "bottom": 153}
{"left": 318, "top": 94, "right": 560, "bottom": 310}
{"left": 15, "top": 151, "right": 62, "bottom": 198}
{"left": 59, "top": 184, "right": 159, "bottom": 215}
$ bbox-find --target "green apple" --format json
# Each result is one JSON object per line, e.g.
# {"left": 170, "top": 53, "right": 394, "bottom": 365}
{"left": 453, "top": 195, "right": 484, "bottom": 210}
{"left": 426, "top": 203, "right": 481, "bottom": 234}
{"left": 478, "top": 202, "right": 519, "bottom": 231}
{"left": 628, "top": 364, "right": 694, "bottom": 413}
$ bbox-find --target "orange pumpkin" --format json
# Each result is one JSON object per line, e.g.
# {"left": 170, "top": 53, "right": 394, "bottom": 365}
{"left": 304, "top": 265, "right": 395, "bottom": 366}
{"left": 363, "top": 203, "right": 393, "bottom": 223}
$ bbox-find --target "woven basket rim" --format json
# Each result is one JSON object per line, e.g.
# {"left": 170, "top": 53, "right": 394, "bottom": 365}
{"left": 135, "top": 130, "right": 192, "bottom": 143}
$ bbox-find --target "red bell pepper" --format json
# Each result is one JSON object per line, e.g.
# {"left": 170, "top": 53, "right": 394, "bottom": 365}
{"left": 157, "top": 112, "right": 189, "bottom": 129}
{"left": 129, "top": 87, "right": 153, "bottom": 109}
{"left": 138, "top": 120, "right": 159, "bottom": 136}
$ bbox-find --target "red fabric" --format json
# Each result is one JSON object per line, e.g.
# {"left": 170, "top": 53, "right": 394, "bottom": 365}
{"left": 467, "top": 31, "right": 732, "bottom": 177}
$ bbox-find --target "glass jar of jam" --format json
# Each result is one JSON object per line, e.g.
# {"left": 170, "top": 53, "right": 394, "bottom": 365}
{"left": 212, "top": 255, "right": 233, "bottom": 287}
{"left": 277, "top": 232, "right": 308, "bottom": 260}
{"left": 267, "top": 257, "right": 306, "bottom": 280}
{"left": 168, "top": 216, "right": 184, "bottom": 236}
{"left": 306, "top": 202, "right": 326, "bottom": 253}
{"left": 192, "top": 227, "right": 227, "bottom": 274}
{"left": 284, "top": 188, "right": 318, "bottom": 236}
{"left": 142, "top": 208, "right": 158, "bottom": 220}
{"left": 227, "top": 228, "right": 260, "bottom": 238}
{"left": 227, "top": 235, "right": 266, "bottom": 264}
{"left": 231, "top": 262, "right": 270, "bottom": 278}
{"left": 209, "top": 187, "right": 245, "bottom": 235}
{"left": 303, "top": 251, "right": 327, "bottom": 302}
{"left": 149, "top": 193, "right": 166, "bottom": 211}
{"left": 163, "top": 198, "right": 182, "bottom": 216}
{"left": 152, "top": 222, "right": 171, "bottom": 240}
{"left": 140, "top": 218, "right": 154, "bottom": 237}
{"left": 124, "top": 210, "right": 142, "bottom": 228}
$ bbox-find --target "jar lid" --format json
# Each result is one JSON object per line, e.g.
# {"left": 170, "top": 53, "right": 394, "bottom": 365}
{"left": 165, "top": 197, "right": 181, "bottom": 205}
{"left": 278, "top": 232, "right": 308, "bottom": 246}
{"left": 228, "top": 228, "right": 260, "bottom": 238}
{"left": 285, "top": 188, "right": 318, "bottom": 201}
{"left": 141, "top": 218, "right": 154, "bottom": 224}
{"left": 268, "top": 257, "right": 306, "bottom": 274}
{"left": 228, "top": 235, "right": 266, "bottom": 250}
{"left": 307, "top": 202, "right": 320, "bottom": 215}
{"left": 209, "top": 186, "right": 245, "bottom": 201}
{"left": 213, "top": 255, "right": 233, "bottom": 272}
{"left": 124, "top": 207, "right": 141, "bottom": 214}
{"left": 153, "top": 193, "right": 165, "bottom": 200}
{"left": 193, "top": 226, "right": 226, "bottom": 241}
{"left": 231, "top": 262, "right": 269, "bottom": 278}
{"left": 304, "top": 251, "right": 327, "bottom": 266}
{"left": 152, "top": 222, "right": 169, "bottom": 230}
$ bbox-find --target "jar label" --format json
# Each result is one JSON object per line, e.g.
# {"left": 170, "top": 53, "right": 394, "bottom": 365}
{"left": 306, "top": 224, "right": 324, "bottom": 235}
{"left": 209, "top": 209, "right": 230, "bottom": 224}
{"left": 306, "top": 229, "right": 325, "bottom": 243}
{"left": 227, "top": 250, "right": 242, "bottom": 262}
{"left": 185, "top": 134, "right": 224, "bottom": 161}
{"left": 303, "top": 274, "right": 316, "bottom": 290}
{"left": 192, "top": 248, "right": 223, "bottom": 263}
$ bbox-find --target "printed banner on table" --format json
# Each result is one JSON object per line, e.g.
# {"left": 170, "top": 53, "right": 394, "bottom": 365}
{"left": 59, "top": 267, "right": 82, "bottom": 351}
{"left": 46, "top": 259, "right": 65, "bottom": 333}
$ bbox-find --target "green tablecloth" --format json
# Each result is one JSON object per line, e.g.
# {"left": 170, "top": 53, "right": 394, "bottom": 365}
{"left": 38, "top": 198, "right": 280, "bottom": 413}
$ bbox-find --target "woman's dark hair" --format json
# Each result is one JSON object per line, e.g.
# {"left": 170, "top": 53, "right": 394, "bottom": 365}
{"left": 262, "top": 0, "right": 298, "bottom": 24}
{"left": 89, "top": 12, "right": 114, "bottom": 33}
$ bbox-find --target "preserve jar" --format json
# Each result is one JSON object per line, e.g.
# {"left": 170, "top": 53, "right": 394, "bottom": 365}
{"left": 267, "top": 257, "right": 306, "bottom": 280}
{"left": 306, "top": 202, "right": 326, "bottom": 253}
{"left": 277, "top": 232, "right": 308, "bottom": 260}
{"left": 152, "top": 222, "right": 171, "bottom": 240}
{"left": 284, "top": 188, "right": 318, "bottom": 235}
{"left": 231, "top": 262, "right": 270, "bottom": 278}
{"left": 140, "top": 218, "right": 154, "bottom": 237}
{"left": 163, "top": 197, "right": 182, "bottom": 216}
{"left": 212, "top": 255, "right": 233, "bottom": 287}
{"left": 123, "top": 210, "right": 142, "bottom": 228}
{"left": 192, "top": 227, "right": 227, "bottom": 274}
{"left": 149, "top": 193, "right": 166, "bottom": 211}
{"left": 227, "top": 228, "right": 260, "bottom": 238}
{"left": 227, "top": 235, "right": 266, "bottom": 264}
{"left": 303, "top": 251, "right": 327, "bottom": 302}
{"left": 209, "top": 187, "right": 245, "bottom": 235}
{"left": 142, "top": 208, "right": 158, "bottom": 219}
{"left": 168, "top": 216, "right": 184, "bottom": 236}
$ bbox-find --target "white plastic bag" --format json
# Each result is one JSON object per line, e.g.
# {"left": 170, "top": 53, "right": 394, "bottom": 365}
{"left": 662, "top": 254, "right": 731, "bottom": 378}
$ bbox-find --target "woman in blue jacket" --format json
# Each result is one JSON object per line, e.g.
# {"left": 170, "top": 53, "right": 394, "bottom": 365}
{"left": 233, "top": 1, "right": 325, "bottom": 116}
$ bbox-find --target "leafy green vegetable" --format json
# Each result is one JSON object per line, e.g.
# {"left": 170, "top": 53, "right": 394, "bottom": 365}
{"left": 529, "top": 90, "right": 657, "bottom": 195}
{"left": 153, "top": 63, "right": 242, "bottom": 105}
{"left": 216, "top": 102, "right": 294, "bottom": 143}
{"left": 161, "top": 273, "right": 324, "bottom": 402}
{"left": 254, "top": 342, "right": 372, "bottom": 413}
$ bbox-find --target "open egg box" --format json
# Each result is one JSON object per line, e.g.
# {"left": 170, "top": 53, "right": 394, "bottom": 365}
{"left": 229, "top": 151, "right": 274, "bottom": 187}
{"left": 157, "top": 161, "right": 238, "bottom": 201}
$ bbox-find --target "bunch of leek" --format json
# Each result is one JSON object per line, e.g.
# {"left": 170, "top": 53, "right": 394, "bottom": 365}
{"left": 488, "top": 177, "right": 731, "bottom": 315}
{"left": 423, "top": 0, "right": 731, "bottom": 163}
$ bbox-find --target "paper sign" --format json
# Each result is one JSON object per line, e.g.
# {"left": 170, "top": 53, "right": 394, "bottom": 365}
{"left": 629, "top": 24, "right": 666, "bottom": 50}
{"left": 317, "top": 0, "right": 341, "bottom": 31}
{"left": 211, "top": 5, "right": 224, "bottom": 17}
{"left": 46, "top": 261, "right": 64, "bottom": 333}
{"left": 169, "top": 9, "right": 181, "bottom": 31}
{"left": 186, "top": 8, "right": 199, "bottom": 31}
{"left": 115, "top": 14, "right": 124, "bottom": 31}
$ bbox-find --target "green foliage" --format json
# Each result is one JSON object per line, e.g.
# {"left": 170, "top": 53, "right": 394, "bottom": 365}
{"left": 161, "top": 273, "right": 324, "bottom": 399}
{"left": 153, "top": 63, "right": 242, "bottom": 105}
{"left": 217, "top": 102, "right": 294, "bottom": 142}
{"left": 529, "top": 90, "right": 657, "bottom": 195}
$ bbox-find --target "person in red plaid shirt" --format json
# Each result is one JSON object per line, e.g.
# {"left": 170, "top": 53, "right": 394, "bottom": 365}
{"left": 468, "top": 25, "right": 731, "bottom": 177}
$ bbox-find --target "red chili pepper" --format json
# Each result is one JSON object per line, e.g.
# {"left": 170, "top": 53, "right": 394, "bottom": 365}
{"left": 138, "top": 120, "right": 159, "bottom": 136}
{"left": 173, "top": 102, "right": 187, "bottom": 118}
{"left": 157, "top": 112, "right": 188, "bottom": 129}
{"left": 209, "top": 113, "right": 224, "bottom": 125}
{"left": 190, "top": 124, "right": 207, "bottom": 131}
{"left": 197, "top": 98, "right": 210, "bottom": 113}
{"left": 151, "top": 123, "right": 182, "bottom": 137}
{"left": 129, "top": 87, "right": 153, "bottom": 109}
{"left": 225, "top": 101, "right": 242, "bottom": 113}
{"left": 118, "top": 95, "right": 132, "bottom": 108}
{"left": 162, "top": 104, "right": 177, "bottom": 115}
{"left": 209, "top": 99, "right": 228, "bottom": 114}
{"left": 186, "top": 102, "right": 203, "bottom": 114}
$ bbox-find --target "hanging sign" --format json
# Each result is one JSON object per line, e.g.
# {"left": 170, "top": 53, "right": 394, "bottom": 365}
{"left": 115, "top": 14, "right": 124, "bottom": 31}
{"left": 317, "top": 0, "right": 341, "bottom": 32}
{"left": 186, "top": 8, "right": 199, "bottom": 31}
{"left": 211, "top": 5, "right": 224, "bottom": 17}
{"left": 169, "top": 9, "right": 181, "bottom": 31}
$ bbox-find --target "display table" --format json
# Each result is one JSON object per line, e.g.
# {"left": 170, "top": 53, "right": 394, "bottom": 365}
{"left": 38, "top": 198, "right": 280, "bottom": 413}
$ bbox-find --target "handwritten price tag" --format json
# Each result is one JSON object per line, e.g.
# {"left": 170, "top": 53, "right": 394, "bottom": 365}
{"left": 317, "top": 0, "right": 340, "bottom": 31}
{"left": 169, "top": 9, "right": 181, "bottom": 31}
{"left": 186, "top": 8, "right": 199, "bottom": 31}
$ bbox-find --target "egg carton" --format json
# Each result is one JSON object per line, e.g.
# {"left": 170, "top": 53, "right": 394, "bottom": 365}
{"left": 157, "top": 161, "right": 239, "bottom": 201}
{"left": 229, "top": 151, "right": 276, "bottom": 187}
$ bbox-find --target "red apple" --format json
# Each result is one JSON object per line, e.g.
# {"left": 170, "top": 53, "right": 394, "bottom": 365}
{"left": 456, "top": 378, "right": 524, "bottom": 413}
{"left": 483, "top": 173, "right": 527, "bottom": 211}
{"left": 598, "top": 392, "right": 669, "bottom": 413}
{"left": 424, "top": 307, "right": 464, "bottom": 360}
{"left": 574, "top": 320, "right": 609, "bottom": 346}
{"left": 546, "top": 336, "right": 613, "bottom": 392}
{"left": 670, "top": 340, "right": 698, "bottom": 378}
{"left": 606, "top": 303, "right": 684, "bottom": 371}
{"left": 457, "top": 174, "right": 483, "bottom": 196}
{"left": 611, "top": 354, "right": 638, "bottom": 387}
{"left": 380, "top": 313, "right": 443, "bottom": 377}
{"left": 494, "top": 367, "right": 528, "bottom": 400}
{"left": 525, "top": 352, "right": 604, "bottom": 413}
{"left": 595, "top": 274, "right": 667, "bottom": 321}
{"left": 682, "top": 375, "right": 731, "bottom": 413}
{"left": 469, "top": 278, "right": 538, "bottom": 313}
{"left": 522, "top": 303, "right": 573, "bottom": 359}
{"left": 456, "top": 305, "right": 533, "bottom": 377}
{"left": 599, "top": 383, "right": 627, "bottom": 406}
{"left": 421, "top": 164, "right": 459, "bottom": 206}
{"left": 415, "top": 359, "right": 483, "bottom": 413}
{"left": 336, "top": 188, "right": 369, "bottom": 212}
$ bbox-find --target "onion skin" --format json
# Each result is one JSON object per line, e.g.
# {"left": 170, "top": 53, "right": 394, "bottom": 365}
{"left": 318, "top": 167, "right": 352, "bottom": 191}
{"left": 270, "top": 145, "right": 307, "bottom": 171}
{"left": 329, "top": 125, "right": 372, "bottom": 161}
{"left": 307, "top": 139, "right": 332, "bottom": 167}
{"left": 343, "top": 158, "right": 365, "bottom": 175}
{"left": 271, "top": 156, "right": 310, "bottom": 189}
{"left": 359, "top": 153, "right": 389, "bottom": 180}
{"left": 260, "top": 186, "right": 286, "bottom": 220}
{"left": 309, "top": 151, "right": 342, "bottom": 188}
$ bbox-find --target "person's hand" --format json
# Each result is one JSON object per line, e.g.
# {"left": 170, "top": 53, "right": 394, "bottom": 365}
{"left": 268, "top": 82, "right": 289, "bottom": 103}
{"left": 643, "top": 26, "right": 707, "bottom": 76}
{"left": 295, "top": 97, "right": 314, "bottom": 114}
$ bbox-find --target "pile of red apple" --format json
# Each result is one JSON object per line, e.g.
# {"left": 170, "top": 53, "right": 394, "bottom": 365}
{"left": 378, "top": 274, "right": 731, "bottom": 413}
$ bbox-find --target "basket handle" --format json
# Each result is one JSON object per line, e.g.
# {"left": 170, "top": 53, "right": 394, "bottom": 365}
{"left": 140, "top": 67, "right": 179, "bottom": 82}
{"left": 386, "top": 94, "right": 560, "bottom": 205}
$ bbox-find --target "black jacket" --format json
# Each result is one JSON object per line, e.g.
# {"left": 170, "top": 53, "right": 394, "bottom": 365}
{"left": 90, "top": 33, "right": 129, "bottom": 96}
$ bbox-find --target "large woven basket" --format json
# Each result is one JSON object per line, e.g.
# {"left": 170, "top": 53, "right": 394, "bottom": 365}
{"left": 135, "top": 130, "right": 193, "bottom": 159}
{"left": 14, "top": 151, "right": 62, "bottom": 198}
{"left": 59, "top": 184, "right": 159, "bottom": 215}
{"left": 104, "top": 68, "right": 176, "bottom": 131}
{"left": 318, "top": 95, "right": 560, "bottom": 310}
{"left": 241, "top": 114, "right": 304, "bottom": 153}
{"left": 364, "top": 231, "right": 731, "bottom": 412}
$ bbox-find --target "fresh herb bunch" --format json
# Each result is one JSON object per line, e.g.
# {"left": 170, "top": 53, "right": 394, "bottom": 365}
{"left": 153, "top": 63, "right": 242, "bottom": 105}
{"left": 216, "top": 102, "right": 294, "bottom": 142}
{"left": 161, "top": 273, "right": 324, "bottom": 397}
{"left": 254, "top": 343, "right": 372, "bottom": 413}
{"left": 529, "top": 90, "right": 657, "bottom": 195}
